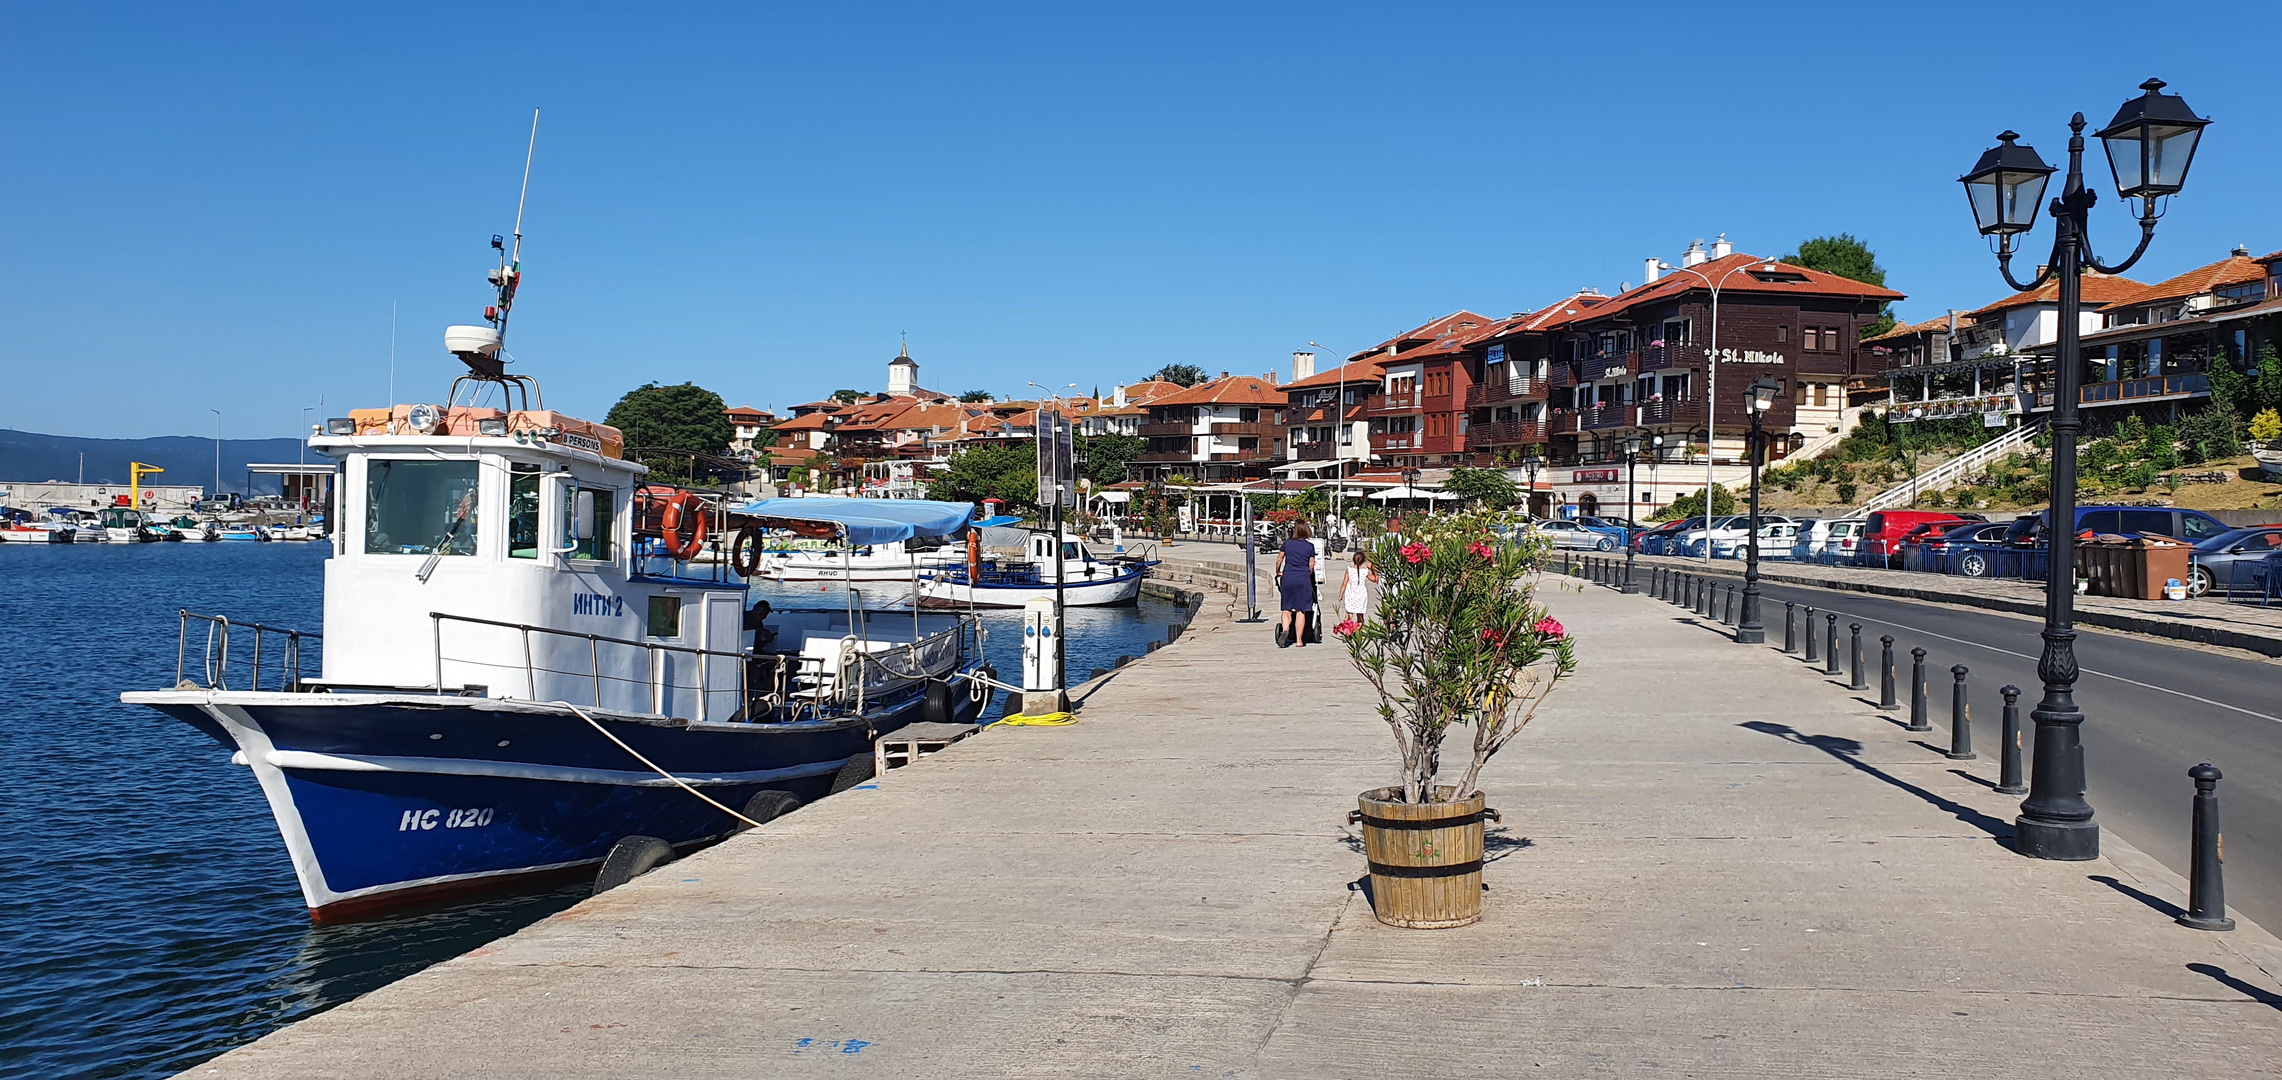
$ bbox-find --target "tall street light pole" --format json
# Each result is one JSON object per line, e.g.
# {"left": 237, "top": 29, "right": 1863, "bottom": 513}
{"left": 1654, "top": 257, "right": 1782, "bottom": 565}
{"left": 1738, "top": 377, "right": 1779, "bottom": 643}
{"left": 1960, "top": 78, "right": 2207, "bottom": 861}
{"left": 1522, "top": 454, "right": 1542, "bottom": 519}
{"left": 1620, "top": 432, "right": 1642, "bottom": 591}
{"left": 210, "top": 409, "right": 222, "bottom": 504}
{"left": 1306, "top": 341, "right": 1352, "bottom": 534}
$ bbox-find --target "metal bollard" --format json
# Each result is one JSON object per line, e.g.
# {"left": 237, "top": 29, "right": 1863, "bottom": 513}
{"left": 1849, "top": 624, "right": 1866, "bottom": 691}
{"left": 1879, "top": 636, "right": 1897, "bottom": 709}
{"left": 1824, "top": 614, "right": 1840, "bottom": 676}
{"left": 1908, "top": 648, "right": 1930, "bottom": 731}
{"left": 1723, "top": 583, "right": 1736, "bottom": 626}
{"left": 1995, "top": 685, "right": 2026, "bottom": 794}
{"left": 1803, "top": 607, "right": 1818, "bottom": 662}
{"left": 1784, "top": 601, "right": 1797, "bottom": 653}
{"left": 1695, "top": 576, "right": 1708, "bottom": 616}
{"left": 1945, "top": 665, "right": 1975, "bottom": 760}
{"left": 2178, "top": 764, "right": 2236, "bottom": 931}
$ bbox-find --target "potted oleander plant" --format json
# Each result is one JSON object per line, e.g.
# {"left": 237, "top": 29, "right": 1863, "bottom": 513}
{"left": 1335, "top": 511, "right": 1575, "bottom": 928}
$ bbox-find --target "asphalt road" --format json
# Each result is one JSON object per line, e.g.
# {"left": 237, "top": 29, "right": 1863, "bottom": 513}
{"left": 1678, "top": 575, "right": 2282, "bottom": 932}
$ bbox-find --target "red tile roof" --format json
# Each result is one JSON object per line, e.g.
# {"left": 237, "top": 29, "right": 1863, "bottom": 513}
{"left": 1149, "top": 374, "right": 1288, "bottom": 407}
{"left": 724, "top": 404, "right": 771, "bottom": 420}
{"left": 1965, "top": 272, "right": 2148, "bottom": 318}
{"left": 1350, "top": 311, "right": 1497, "bottom": 361}
{"left": 1284, "top": 357, "right": 1386, "bottom": 392}
{"left": 1862, "top": 315, "right": 1962, "bottom": 344}
{"left": 1119, "top": 380, "right": 1188, "bottom": 404}
{"left": 1583, "top": 253, "right": 1903, "bottom": 322}
{"left": 773, "top": 412, "right": 836, "bottom": 431}
{"left": 2096, "top": 254, "right": 2265, "bottom": 310}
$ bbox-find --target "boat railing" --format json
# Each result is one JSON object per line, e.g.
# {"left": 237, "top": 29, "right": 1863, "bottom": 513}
{"left": 174, "top": 611, "right": 322, "bottom": 693}
{"left": 429, "top": 611, "right": 755, "bottom": 721}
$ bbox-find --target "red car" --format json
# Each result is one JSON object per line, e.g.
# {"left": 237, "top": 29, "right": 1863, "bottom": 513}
{"left": 1860, "top": 510, "right": 1967, "bottom": 566}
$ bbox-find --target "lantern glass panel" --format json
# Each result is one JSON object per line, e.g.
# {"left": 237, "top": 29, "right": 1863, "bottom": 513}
{"left": 2001, "top": 168, "right": 2048, "bottom": 230}
{"left": 1966, "top": 175, "right": 2001, "bottom": 233}
{"left": 2147, "top": 122, "right": 2200, "bottom": 191}
{"left": 2104, "top": 127, "right": 2145, "bottom": 195}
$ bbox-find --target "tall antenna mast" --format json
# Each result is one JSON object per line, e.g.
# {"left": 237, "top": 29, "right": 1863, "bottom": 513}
{"left": 511, "top": 109, "right": 538, "bottom": 267}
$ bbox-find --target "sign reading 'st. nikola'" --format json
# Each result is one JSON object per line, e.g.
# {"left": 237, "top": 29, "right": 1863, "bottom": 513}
{"left": 1713, "top": 348, "right": 1785, "bottom": 365}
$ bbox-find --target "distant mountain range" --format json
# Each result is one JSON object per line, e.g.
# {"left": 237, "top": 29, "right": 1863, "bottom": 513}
{"left": 0, "top": 429, "right": 313, "bottom": 494}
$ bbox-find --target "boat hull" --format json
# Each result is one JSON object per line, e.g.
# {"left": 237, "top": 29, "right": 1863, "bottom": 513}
{"left": 916, "top": 567, "right": 1147, "bottom": 608}
{"left": 121, "top": 685, "right": 981, "bottom": 919}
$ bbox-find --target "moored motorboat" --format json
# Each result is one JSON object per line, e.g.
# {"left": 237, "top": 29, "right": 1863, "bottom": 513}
{"left": 1, "top": 512, "right": 71, "bottom": 542}
{"left": 100, "top": 507, "right": 163, "bottom": 543}
{"left": 916, "top": 530, "right": 1152, "bottom": 608}
{"left": 122, "top": 222, "right": 996, "bottom": 921}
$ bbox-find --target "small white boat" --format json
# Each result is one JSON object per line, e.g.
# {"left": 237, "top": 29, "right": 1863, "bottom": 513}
{"left": 915, "top": 531, "right": 1152, "bottom": 608}
{"left": 216, "top": 525, "right": 271, "bottom": 542}
{"left": 758, "top": 539, "right": 964, "bottom": 582}
{"left": 101, "top": 507, "right": 163, "bottom": 543}
{"left": 2254, "top": 444, "right": 2282, "bottom": 480}
{"left": 159, "top": 517, "right": 218, "bottom": 542}
{"left": 0, "top": 516, "right": 70, "bottom": 543}
{"left": 66, "top": 512, "right": 108, "bottom": 543}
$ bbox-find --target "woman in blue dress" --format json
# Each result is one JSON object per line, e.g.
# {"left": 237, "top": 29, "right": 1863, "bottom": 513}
{"left": 1274, "top": 521, "right": 1318, "bottom": 647}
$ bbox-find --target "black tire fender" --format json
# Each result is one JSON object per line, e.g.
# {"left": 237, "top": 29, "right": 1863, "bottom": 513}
{"left": 591, "top": 835, "right": 676, "bottom": 896}
{"left": 828, "top": 753, "right": 876, "bottom": 794}
{"left": 728, "top": 526, "right": 765, "bottom": 578}
{"left": 921, "top": 680, "right": 956, "bottom": 726}
{"left": 740, "top": 789, "right": 803, "bottom": 828}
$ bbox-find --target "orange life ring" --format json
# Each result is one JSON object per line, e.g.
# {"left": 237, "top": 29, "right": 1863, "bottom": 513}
{"left": 659, "top": 492, "right": 708, "bottom": 560}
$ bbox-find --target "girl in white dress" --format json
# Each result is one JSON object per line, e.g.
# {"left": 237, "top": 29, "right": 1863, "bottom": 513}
{"left": 1342, "top": 550, "right": 1377, "bottom": 621}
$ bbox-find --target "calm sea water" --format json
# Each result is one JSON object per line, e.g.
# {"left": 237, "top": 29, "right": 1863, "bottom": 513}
{"left": 0, "top": 542, "right": 1181, "bottom": 1079}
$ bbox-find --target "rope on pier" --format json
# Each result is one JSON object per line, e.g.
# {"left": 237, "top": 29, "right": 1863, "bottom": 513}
{"left": 559, "top": 701, "right": 766, "bottom": 828}
{"left": 992, "top": 711, "right": 1074, "bottom": 727}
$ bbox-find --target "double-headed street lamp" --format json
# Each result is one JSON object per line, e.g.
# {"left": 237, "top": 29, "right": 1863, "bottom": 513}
{"left": 1961, "top": 78, "right": 2208, "bottom": 861}
{"left": 1736, "top": 377, "right": 1779, "bottom": 643}
{"left": 1652, "top": 256, "right": 1782, "bottom": 565}
{"left": 1522, "top": 454, "right": 1542, "bottom": 518}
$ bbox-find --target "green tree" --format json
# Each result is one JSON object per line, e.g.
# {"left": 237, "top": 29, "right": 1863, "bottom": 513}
{"left": 959, "top": 390, "right": 994, "bottom": 403}
{"left": 1654, "top": 484, "right": 1736, "bottom": 520}
{"left": 1147, "top": 363, "right": 1207, "bottom": 387}
{"left": 1443, "top": 466, "right": 1518, "bottom": 509}
{"left": 925, "top": 444, "right": 1037, "bottom": 514}
{"left": 1784, "top": 233, "right": 1894, "bottom": 338}
{"left": 604, "top": 382, "right": 732, "bottom": 483}
{"left": 2250, "top": 407, "right": 2281, "bottom": 444}
{"left": 1076, "top": 432, "right": 1145, "bottom": 487}
{"left": 2258, "top": 343, "right": 2282, "bottom": 417}
{"left": 830, "top": 389, "right": 864, "bottom": 404}
{"left": 2209, "top": 343, "right": 2253, "bottom": 417}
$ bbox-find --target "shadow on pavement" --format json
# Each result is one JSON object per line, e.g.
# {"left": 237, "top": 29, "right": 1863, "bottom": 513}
{"left": 2091, "top": 874, "right": 2184, "bottom": 920}
{"left": 2187, "top": 963, "right": 2282, "bottom": 1012}
{"left": 1740, "top": 721, "right": 2015, "bottom": 842}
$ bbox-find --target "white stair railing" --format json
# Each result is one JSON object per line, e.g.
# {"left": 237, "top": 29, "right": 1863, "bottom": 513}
{"left": 1856, "top": 419, "right": 2042, "bottom": 515}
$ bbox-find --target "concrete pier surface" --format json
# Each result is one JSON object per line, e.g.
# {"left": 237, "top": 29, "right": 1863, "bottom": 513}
{"left": 184, "top": 582, "right": 2282, "bottom": 1078}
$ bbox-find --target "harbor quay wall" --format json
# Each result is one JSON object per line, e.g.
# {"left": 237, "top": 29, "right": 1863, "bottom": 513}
{"left": 0, "top": 480, "right": 206, "bottom": 512}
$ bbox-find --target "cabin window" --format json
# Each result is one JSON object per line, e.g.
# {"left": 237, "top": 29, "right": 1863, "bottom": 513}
{"left": 572, "top": 487, "right": 615, "bottom": 562}
{"left": 647, "top": 595, "right": 682, "bottom": 638}
{"left": 364, "top": 460, "right": 480, "bottom": 556}
{"left": 508, "top": 463, "right": 541, "bottom": 559}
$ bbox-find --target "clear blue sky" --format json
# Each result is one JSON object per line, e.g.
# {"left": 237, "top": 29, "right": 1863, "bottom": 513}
{"left": 6, "top": 2, "right": 2279, "bottom": 439}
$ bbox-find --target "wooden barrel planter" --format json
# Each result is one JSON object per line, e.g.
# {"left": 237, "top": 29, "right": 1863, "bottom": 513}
{"left": 1350, "top": 786, "right": 1499, "bottom": 929}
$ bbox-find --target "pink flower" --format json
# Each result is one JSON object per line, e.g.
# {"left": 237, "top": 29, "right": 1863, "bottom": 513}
{"left": 1333, "top": 618, "right": 1361, "bottom": 638}
{"left": 1534, "top": 617, "right": 1565, "bottom": 640}
{"left": 1467, "top": 540, "right": 1494, "bottom": 559}
{"left": 1480, "top": 627, "right": 1506, "bottom": 649}
{"left": 1401, "top": 541, "right": 1432, "bottom": 565}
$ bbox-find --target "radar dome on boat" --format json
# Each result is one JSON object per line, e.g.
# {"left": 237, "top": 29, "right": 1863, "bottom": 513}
{"left": 445, "top": 325, "right": 503, "bottom": 359}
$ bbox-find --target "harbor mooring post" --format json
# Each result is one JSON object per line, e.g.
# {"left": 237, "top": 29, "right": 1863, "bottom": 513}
{"left": 1908, "top": 648, "right": 1931, "bottom": 731}
{"left": 1879, "top": 635, "right": 1897, "bottom": 709}
{"left": 1803, "top": 607, "right": 1818, "bottom": 663}
{"left": 1849, "top": 624, "right": 1866, "bottom": 691}
{"left": 1946, "top": 665, "right": 1976, "bottom": 760}
{"left": 1996, "top": 685, "right": 2027, "bottom": 794}
{"left": 1784, "top": 601, "right": 1796, "bottom": 653}
{"left": 2179, "top": 764, "right": 2236, "bottom": 931}
{"left": 1824, "top": 614, "right": 1840, "bottom": 676}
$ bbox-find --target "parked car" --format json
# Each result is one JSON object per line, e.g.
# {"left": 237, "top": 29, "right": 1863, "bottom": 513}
{"left": 1920, "top": 521, "right": 2013, "bottom": 577}
{"left": 1858, "top": 510, "right": 1969, "bottom": 567}
{"left": 2187, "top": 526, "right": 2282, "bottom": 597}
{"left": 1684, "top": 515, "right": 1798, "bottom": 558}
{"left": 1792, "top": 518, "right": 1865, "bottom": 563}
{"left": 1637, "top": 517, "right": 1702, "bottom": 555}
{"left": 1536, "top": 518, "right": 1618, "bottom": 551}
{"left": 1711, "top": 520, "right": 1802, "bottom": 560}
{"left": 2001, "top": 506, "right": 2233, "bottom": 549}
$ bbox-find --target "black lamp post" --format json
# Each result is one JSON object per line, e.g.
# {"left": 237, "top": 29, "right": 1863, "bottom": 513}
{"left": 1400, "top": 465, "right": 1422, "bottom": 514}
{"left": 1962, "top": 78, "right": 2207, "bottom": 861}
{"left": 1737, "top": 377, "right": 1779, "bottom": 643}
{"left": 1522, "top": 455, "right": 1542, "bottom": 518}
{"left": 1620, "top": 433, "right": 1642, "bottom": 592}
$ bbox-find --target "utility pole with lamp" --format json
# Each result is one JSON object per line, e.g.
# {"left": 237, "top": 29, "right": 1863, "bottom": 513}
{"left": 1652, "top": 256, "right": 1783, "bottom": 565}
{"left": 1620, "top": 433, "right": 1642, "bottom": 592}
{"left": 1737, "top": 377, "right": 1780, "bottom": 643}
{"left": 1959, "top": 78, "right": 2207, "bottom": 861}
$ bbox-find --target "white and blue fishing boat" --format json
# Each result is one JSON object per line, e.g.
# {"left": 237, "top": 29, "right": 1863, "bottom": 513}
{"left": 122, "top": 218, "right": 996, "bottom": 921}
{"left": 916, "top": 529, "right": 1153, "bottom": 608}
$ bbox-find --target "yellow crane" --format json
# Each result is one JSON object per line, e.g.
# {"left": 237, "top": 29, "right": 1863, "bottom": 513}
{"left": 129, "top": 462, "right": 164, "bottom": 511}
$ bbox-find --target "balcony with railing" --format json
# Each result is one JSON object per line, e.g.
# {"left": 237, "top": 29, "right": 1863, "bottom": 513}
{"left": 1465, "top": 419, "right": 1547, "bottom": 448}
{"left": 1635, "top": 397, "right": 1708, "bottom": 428}
{"left": 1370, "top": 431, "right": 1421, "bottom": 453}
{"left": 2028, "top": 373, "right": 2210, "bottom": 410}
{"left": 1135, "top": 448, "right": 1198, "bottom": 463}
{"left": 1135, "top": 421, "right": 1198, "bottom": 438}
{"left": 1365, "top": 392, "right": 1422, "bottom": 415}
{"left": 1582, "top": 403, "right": 1634, "bottom": 431}
{"left": 1468, "top": 375, "right": 1545, "bottom": 406}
